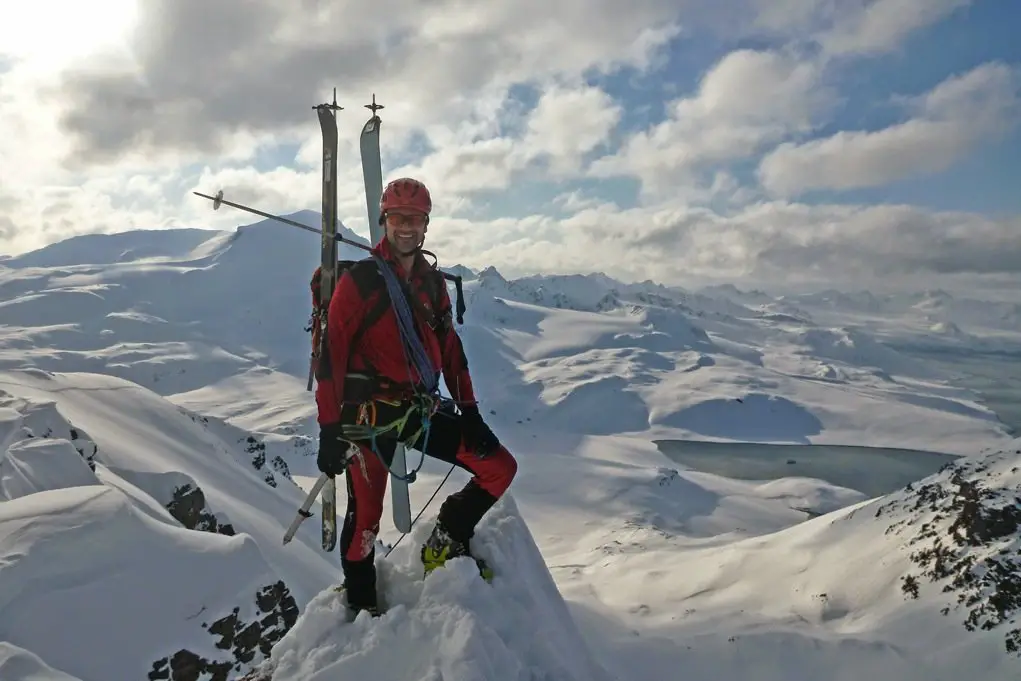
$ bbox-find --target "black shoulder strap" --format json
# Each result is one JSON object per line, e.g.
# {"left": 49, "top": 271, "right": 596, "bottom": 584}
{"left": 344, "top": 259, "right": 390, "bottom": 350}
{"left": 327, "top": 259, "right": 457, "bottom": 378}
{"left": 420, "top": 248, "right": 465, "bottom": 324}
{"left": 350, "top": 290, "right": 391, "bottom": 350}
{"left": 341, "top": 259, "right": 382, "bottom": 297}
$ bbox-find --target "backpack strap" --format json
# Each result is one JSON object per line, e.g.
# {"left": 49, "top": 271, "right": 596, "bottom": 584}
{"left": 313, "top": 256, "right": 462, "bottom": 391}
{"left": 313, "top": 259, "right": 384, "bottom": 381}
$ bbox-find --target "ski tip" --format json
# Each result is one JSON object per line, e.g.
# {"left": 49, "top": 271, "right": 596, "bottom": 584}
{"left": 365, "top": 93, "right": 384, "bottom": 115}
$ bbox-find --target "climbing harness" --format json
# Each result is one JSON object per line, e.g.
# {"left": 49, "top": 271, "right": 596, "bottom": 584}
{"left": 340, "top": 393, "right": 449, "bottom": 483}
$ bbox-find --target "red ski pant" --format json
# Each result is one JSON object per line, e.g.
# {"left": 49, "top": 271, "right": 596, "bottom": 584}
{"left": 339, "top": 408, "right": 517, "bottom": 564}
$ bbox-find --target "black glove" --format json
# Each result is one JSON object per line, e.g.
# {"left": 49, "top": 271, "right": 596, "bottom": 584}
{"left": 460, "top": 406, "right": 500, "bottom": 457}
{"left": 317, "top": 422, "right": 354, "bottom": 477}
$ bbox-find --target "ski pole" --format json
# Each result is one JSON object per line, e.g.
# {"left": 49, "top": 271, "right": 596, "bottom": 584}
{"left": 194, "top": 190, "right": 373, "bottom": 254}
{"left": 192, "top": 190, "right": 467, "bottom": 303}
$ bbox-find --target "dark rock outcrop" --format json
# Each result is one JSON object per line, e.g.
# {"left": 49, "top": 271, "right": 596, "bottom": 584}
{"left": 241, "top": 436, "right": 291, "bottom": 489}
{"left": 166, "top": 484, "right": 235, "bottom": 536}
{"left": 876, "top": 446, "right": 1021, "bottom": 655}
{"left": 148, "top": 580, "right": 299, "bottom": 681}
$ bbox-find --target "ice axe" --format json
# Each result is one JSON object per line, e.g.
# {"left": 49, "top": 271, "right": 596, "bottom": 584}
{"left": 281, "top": 473, "right": 329, "bottom": 545}
{"left": 281, "top": 441, "right": 362, "bottom": 545}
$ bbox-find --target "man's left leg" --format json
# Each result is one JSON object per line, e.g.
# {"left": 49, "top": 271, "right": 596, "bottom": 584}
{"left": 409, "top": 408, "right": 517, "bottom": 576}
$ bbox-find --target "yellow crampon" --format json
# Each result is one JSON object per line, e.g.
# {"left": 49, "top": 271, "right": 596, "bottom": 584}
{"left": 422, "top": 543, "right": 494, "bottom": 582}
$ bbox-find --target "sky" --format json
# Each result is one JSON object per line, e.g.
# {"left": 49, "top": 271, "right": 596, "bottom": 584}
{"left": 0, "top": 0, "right": 1019, "bottom": 295}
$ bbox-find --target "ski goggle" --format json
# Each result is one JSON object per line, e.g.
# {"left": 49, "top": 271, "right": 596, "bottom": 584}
{"left": 384, "top": 212, "right": 428, "bottom": 228}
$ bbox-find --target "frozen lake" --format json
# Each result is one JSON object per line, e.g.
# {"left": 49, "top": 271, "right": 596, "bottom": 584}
{"left": 654, "top": 439, "right": 959, "bottom": 498}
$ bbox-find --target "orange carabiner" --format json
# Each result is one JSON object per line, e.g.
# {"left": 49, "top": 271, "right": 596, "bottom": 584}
{"left": 357, "top": 401, "right": 377, "bottom": 427}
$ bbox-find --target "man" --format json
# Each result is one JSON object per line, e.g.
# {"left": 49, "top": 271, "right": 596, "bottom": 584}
{"left": 314, "top": 176, "right": 518, "bottom": 617}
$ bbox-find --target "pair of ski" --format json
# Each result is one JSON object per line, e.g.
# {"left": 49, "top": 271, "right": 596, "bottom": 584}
{"left": 302, "top": 92, "right": 413, "bottom": 552}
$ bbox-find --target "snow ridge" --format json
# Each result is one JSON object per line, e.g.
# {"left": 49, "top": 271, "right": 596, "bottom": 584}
{"left": 244, "top": 496, "right": 619, "bottom": 681}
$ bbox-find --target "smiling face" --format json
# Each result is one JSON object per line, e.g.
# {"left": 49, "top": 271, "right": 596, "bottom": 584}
{"left": 384, "top": 210, "right": 429, "bottom": 257}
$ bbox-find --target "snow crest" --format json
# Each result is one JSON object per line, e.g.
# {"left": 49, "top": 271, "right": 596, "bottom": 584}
{"left": 249, "top": 496, "right": 618, "bottom": 681}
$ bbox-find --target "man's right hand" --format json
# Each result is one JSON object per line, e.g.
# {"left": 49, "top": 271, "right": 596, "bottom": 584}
{"left": 317, "top": 422, "right": 354, "bottom": 476}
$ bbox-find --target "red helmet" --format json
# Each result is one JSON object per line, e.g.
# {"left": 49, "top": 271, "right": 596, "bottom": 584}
{"left": 379, "top": 177, "right": 431, "bottom": 220}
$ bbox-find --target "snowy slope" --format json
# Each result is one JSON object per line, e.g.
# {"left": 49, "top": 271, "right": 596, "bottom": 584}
{"left": 0, "top": 643, "right": 83, "bottom": 681}
{"left": 555, "top": 437, "right": 1021, "bottom": 681}
{"left": 0, "top": 213, "right": 367, "bottom": 415}
{"left": 0, "top": 369, "right": 335, "bottom": 681}
{"left": 0, "top": 364, "right": 885, "bottom": 681}
{"left": 458, "top": 275, "right": 1013, "bottom": 452}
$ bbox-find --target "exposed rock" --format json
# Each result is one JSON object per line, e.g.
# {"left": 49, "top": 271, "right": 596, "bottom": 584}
{"left": 68, "top": 427, "right": 99, "bottom": 470}
{"left": 242, "top": 436, "right": 284, "bottom": 488}
{"left": 167, "top": 484, "right": 235, "bottom": 536}
{"left": 148, "top": 580, "right": 300, "bottom": 681}
{"left": 876, "top": 446, "right": 1021, "bottom": 655}
{"left": 148, "top": 650, "right": 232, "bottom": 681}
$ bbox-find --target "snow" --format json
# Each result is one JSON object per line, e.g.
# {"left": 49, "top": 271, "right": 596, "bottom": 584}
{"left": 1, "top": 220, "right": 1020, "bottom": 680}
{"left": 256, "top": 496, "right": 616, "bottom": 681}
{"left": 0, "top": 642, "right": 83, "bottom": 681}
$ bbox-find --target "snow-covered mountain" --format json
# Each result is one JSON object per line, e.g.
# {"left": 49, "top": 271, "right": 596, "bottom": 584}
{"left": 710, "top": 285, "right": 1021, "bottom": 349}
{"left": 2, "top": 218, "right": 1020, "bottom": 680}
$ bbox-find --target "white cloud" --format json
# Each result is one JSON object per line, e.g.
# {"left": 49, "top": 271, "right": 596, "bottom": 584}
{"left": 523, "top": 86, "right": 623, "bottom": 176}
{"left": 757, "top": 62, "right": 1020, "bottom": 197}
{"left": 590, "top": 48, "right": 835, "bottom": 197}
{"left": 0, "top": 0, "right": 673, "bottom": 253}
{"left": 817, "top": 0, "right": 973, "bottom": 56}
{"left": 426, "top": 198, "right": 1021, "bottom": 293}
{"left": 552, "top": 191, "right": 616, "bottom": 213}
{"left": 392, "top": 84, "right": 622, "bottom": 196}
{"left": 744, "top": 0, "right": 974, "bottom": 57}
{"left": 38, "top": 0, "right": 682, "bottom": 165}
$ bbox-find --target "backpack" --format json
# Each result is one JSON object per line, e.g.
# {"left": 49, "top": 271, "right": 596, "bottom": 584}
{"left": 307, "top": 255, "right": 464, "bottom": 384}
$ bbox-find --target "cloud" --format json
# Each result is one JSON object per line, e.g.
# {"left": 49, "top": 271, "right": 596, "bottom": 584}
{"left": 0, "top": 0, "right": 1015, "bottom": 299}
{"left": 45, "top": 0, "right": 681, "bottom": 167}
{"left": 523, "top": 86, "right": 623, "bottom": 176}
{"left": 427, "top": 198, "right": 1021, "bottom": 293}
{"left": 745, "top": 0, "right": 974, "bottom": 56}
{"left": 757, "top": 62, "right": 1021, "bottom": 197}
{"left": 590, "top": 48, "right": 836, "bottom": 197}
{"left": 399, "top": 84, "right": 623, "bottom": 196}
{"left": 817, "top": 0, "right": 973, "bottom": 56}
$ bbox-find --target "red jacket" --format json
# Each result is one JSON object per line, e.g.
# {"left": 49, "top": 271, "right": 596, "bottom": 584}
{"left": 315, "top": 238, "right": 477, "bottom": 425}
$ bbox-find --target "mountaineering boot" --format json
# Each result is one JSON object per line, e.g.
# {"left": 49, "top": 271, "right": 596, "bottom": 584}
{"left": 332, "top": 585, "right": 381, "bottom": 619}
{"left": 335, "top": 554, "right": 382, "bottom": 619}
{"left": 421, "top": 522, "right": 494, "bottom": 582}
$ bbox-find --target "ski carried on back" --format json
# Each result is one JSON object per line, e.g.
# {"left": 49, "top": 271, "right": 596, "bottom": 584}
{"left": 358, "top": 95, "right": 413, "bottom": 534}
{"left": 194, "top": 94, "right": 472, "bottom": 550}
{"left": 313, "top": 90, "right": 344, "bottom": 552}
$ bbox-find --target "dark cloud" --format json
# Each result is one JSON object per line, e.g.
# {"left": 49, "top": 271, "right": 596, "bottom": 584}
{"left": 48, "top": 0, "right": 686, "bottom": 166}
{"left": 731, "top": 205, "right": 1021, "bottom": 282}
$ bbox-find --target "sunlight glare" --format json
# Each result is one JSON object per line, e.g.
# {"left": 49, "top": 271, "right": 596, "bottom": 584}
{"left": 0, "top": 0, "right": 139, "bottom": 69}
